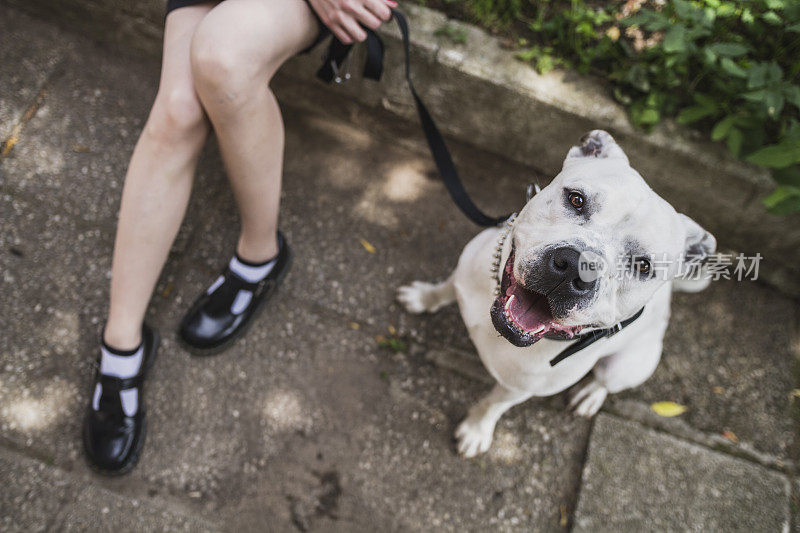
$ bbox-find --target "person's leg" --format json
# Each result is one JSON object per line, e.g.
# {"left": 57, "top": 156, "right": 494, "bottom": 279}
{"left": 103, "top": 3, "right": 215, "bottom": 350}
{"left": 84, "top": 3, "right": 217, "bottom": 475}
{"left": 189, "top": 0, "right": 321, "bottom": 263}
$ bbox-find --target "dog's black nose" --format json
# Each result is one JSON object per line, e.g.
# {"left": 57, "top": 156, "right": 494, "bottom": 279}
{"left": 545, "top": 246, "right": 596, "bottom": 294}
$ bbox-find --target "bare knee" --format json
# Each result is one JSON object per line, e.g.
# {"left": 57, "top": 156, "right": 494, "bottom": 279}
{"left": 189, "top": 20, "right": 281, "bottom": 112}
{"left": 144, "top": 85, "right": 208, "bottom": 144}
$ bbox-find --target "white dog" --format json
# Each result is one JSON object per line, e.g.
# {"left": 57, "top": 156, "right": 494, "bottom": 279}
{"left": 397, "top": 131, "right": 716, "bottom": 457}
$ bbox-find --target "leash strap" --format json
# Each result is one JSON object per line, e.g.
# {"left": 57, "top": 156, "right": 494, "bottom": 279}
{"left": 548, "top": 307, "right": 645, "bottom": 367}
{"left": 316, "top": 20, "right": 645, "bottom": 363}
{"left": 316, "top": 10, "right": 511, "bottom": 227}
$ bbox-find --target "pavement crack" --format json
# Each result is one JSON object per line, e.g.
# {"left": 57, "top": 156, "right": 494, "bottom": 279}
{"left": 565, "top": 415, "right": 596, "bottom": 533}
{"left": 1, "top": 64, "right": 65, "bottom": 158}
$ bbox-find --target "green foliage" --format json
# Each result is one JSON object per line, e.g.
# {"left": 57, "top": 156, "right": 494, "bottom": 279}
{"left": 435, "top": 23, "right": 469, "bottom": 43}
{"left": 429, "top": 0, "right": 800, "bottom": 214}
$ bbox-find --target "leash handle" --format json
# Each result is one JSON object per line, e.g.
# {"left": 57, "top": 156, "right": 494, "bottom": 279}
{"left": 317, "top": 10, "right": 511, "bottom": 227}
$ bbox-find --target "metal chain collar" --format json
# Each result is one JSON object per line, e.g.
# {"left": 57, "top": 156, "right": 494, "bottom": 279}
{"left": 491, "top": 212, "right": 517, "bottom": 297}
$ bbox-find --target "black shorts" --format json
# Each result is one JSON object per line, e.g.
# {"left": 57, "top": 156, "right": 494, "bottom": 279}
{"left": 165, "top": 0, "right": 330, "bottom": 54}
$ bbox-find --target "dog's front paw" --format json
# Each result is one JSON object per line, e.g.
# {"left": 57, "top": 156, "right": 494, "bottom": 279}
{"left": 455, "top": 418, "right": 494, "bottom": 458}
{"left": 568, "top": 380, "right": 608, "bottom": 418}
{"left": 396, "top": 281, "right": 438, "bottom": 314}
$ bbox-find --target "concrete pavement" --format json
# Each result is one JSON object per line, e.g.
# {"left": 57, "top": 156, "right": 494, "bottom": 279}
{"left": 1, "top": 8, "right": 798, "bottom": 531}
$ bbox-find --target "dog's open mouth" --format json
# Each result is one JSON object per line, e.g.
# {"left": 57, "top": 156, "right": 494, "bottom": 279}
{"left": 491, "top": 246, "right": 583, "bottom": 347}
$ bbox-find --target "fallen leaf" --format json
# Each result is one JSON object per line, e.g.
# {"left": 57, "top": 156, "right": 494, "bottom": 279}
{"left": 1, "top": 135, "right": 19, "bottom": 157}
{"left": 712, "top": 386, "right": 724, "bottom": 394}
{"left": 650, "top": 401, "right": 688, "bottom": 417}
{"left": 559, "top": 504, "right": 568, "bottom": 527}
{"left": 790, "top": 389, "right": 800, "bottom": 400}
{"left": 721, "top": 430, "right": 738, "bottom": 443}
{"left": 375, "top": 335, "right": 387, "bottom": 343}
{"left": 359, "top": 238, "right": 376, "bottom": 254}
{"left": 347, "top": 322, "right": 360, "bottom": 330}
{"left": 388, "top": 325, "right": 397, "bottom": 335}
{"left": 161, "top": 282, "right": 174, "bottom": 298}
{"left": 72, "top": 144, "right": 90, "bottom": 153}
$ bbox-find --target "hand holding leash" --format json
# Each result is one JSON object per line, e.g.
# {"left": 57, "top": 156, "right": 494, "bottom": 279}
{"left": 317, "top": 10, "right": 512, "bottom": 227}
{"left": 307, "top": 0, "right": 396, "bottom": 44}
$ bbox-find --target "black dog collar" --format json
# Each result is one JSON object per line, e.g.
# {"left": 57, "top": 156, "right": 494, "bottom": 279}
{"left": 548, "top": 307, "right": 645, "bottom": 367}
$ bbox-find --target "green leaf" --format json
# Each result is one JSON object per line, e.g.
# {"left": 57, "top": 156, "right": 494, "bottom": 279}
{"left": 785, "top": 86, "right": 800, "bottom": 110}
{"left": 712, "top": 116, "right": 736, "bottom": 141}
{"left": 763, "top": 186, "right": 800, "bottom": 215}
{"left": 727, "top": 128, "right": 744, "bottom": 157}
{"left": 748, "top": 63, "right": 767, "bottom": 89}
{"left": 708, "top": 42, "right": 748, "bottom": 57}
{"left": 761, "top": 11, "right": 782, "bottom": 25}
{"left": 764, "top": 90, "right": 785, "bottom": 117}
{"left": 720, "top": 57, "right": 747, "bottom": 78}
{"left": 746, "top": 141, "right": 800, "bottom": 169}
{"left": 702, "top": 47, "right": 717, "bottom": 64}
{"left": 788, "top": 22, "right": 800, "bottom": 33}
{"left": 741, "top": 88, "right": 768, "bottom": 102}
{"left": 672, "top": 0, "right": 696, "bottom": 19}
{"left": 636, "top": 107, "right": 661, "bottom": 125}
{"left": 663, "top": 25, "right": 687, "bottom": 53}
{"left": 773, "top": 166, "right": 800, "bottom": 187}
{"left": 765, "top": 62, "right": 784, "bottom": 84}
{"left": 625, "top": 64, "right": 650, "bottom": 92}
{"left": 676, "top": 105, "right": 716, "bottom": 124}
{"left": 536, "top": 54, "right": 555, "bottom": 74}
{"left": 515, "top": 46, "right": 540, "bottom": 62}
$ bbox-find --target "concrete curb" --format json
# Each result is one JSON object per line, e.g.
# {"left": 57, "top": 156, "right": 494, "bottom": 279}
{"left": 4, "top": 0, "right": 798, "bottom": 294}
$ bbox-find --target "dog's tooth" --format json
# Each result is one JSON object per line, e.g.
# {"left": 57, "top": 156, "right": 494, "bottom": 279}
{"left": 504, "top": 295, "right": 515, "bottom": 311}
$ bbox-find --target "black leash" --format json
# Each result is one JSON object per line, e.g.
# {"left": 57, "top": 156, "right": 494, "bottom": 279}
{"left": 317, "top": 10, "right": 511, "bottom": 227}
{"left": 548, "top": 307, "right": 645, "bottom": 367}
{"left": 317, "top": 15, "right": 646, "bottom": 364}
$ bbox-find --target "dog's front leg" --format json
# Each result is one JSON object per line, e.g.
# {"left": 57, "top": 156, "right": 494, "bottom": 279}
{"left": 455, "top": 383, "right": 533, "bottom": 457}
{"left": 569, "top": 340, "right": 663, "bottom": 417}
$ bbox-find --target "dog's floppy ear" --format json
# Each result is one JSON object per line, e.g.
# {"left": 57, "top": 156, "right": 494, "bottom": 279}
{"left": 563, "top": 130, "right": 629, "bottom": 168}
{"left": 679, "top": 213, "right": 716, "bottom": 261}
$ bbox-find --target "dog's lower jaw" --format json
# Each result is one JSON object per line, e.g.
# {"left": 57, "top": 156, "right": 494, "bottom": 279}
{"left": 490, "top": 301, "right": 540, "bottom": 347}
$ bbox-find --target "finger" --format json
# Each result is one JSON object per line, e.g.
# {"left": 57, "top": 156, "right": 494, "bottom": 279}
{"left": 353, "top": 5, "right": 382, "bottom": 30}
{"left": 340, "top": 15, "right": 367, "bottom": 41}
{"left": 330, "top": 23, "right": 353, "bottom": 44}
{"left": 364, "top": 0, "right": 392, "bottom": 21}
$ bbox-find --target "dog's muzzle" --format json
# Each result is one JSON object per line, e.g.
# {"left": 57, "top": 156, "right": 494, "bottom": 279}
{"left": 491, "top": 246, "right": 584, "bottom": 347}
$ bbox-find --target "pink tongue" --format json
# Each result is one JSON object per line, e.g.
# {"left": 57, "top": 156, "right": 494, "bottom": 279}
{"left": 508, "top": 284, "right": 553, "bottom": 332}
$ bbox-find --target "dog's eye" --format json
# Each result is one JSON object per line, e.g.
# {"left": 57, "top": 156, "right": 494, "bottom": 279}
{"left": 633, "top": 257, "right": 651, "bottom": 276}
{"left": 568, "top": 191, "right": 584, "bottom": 210}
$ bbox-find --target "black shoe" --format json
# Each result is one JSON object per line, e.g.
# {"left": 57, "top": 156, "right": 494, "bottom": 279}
{"left": 82, "top": 324, "right": 158, "bottom": 475}
{"left": 179, "top": 231, "right": 292, "bottom": 354}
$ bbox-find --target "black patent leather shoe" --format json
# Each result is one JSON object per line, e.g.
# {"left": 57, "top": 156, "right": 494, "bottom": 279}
{"left": 179, "top": 231, "right": 292, "bottom": 354}
{"left": 82, "top": 324, "right": 158, "bottom": 475}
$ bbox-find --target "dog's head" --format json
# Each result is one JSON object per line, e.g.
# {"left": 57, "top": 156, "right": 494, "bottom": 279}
{"left": 491, "top": 130, "right": 716, "bottom": 347}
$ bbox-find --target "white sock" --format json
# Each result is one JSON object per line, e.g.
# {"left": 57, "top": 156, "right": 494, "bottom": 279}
{"left": 229, "top": 253, "right": 277, "bottom": 283}
{"left": 93, "top": 342, "right": 143, "bottom": 416}
{"left": 203, "top": 250, "right": 279, "bottom": 317}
